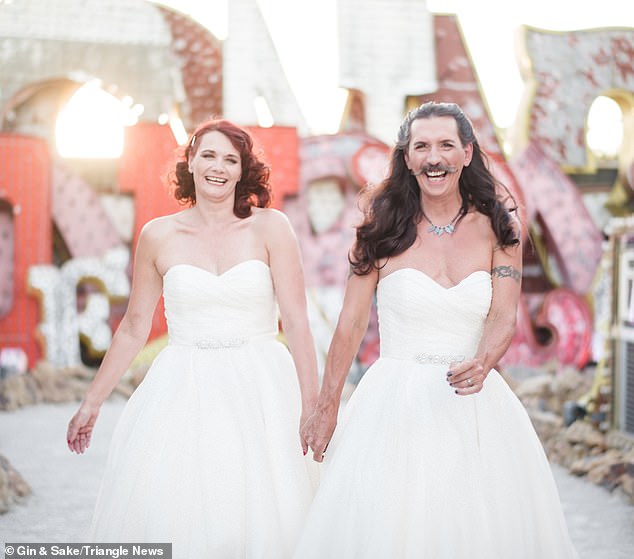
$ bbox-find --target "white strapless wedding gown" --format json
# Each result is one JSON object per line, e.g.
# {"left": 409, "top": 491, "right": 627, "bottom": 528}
{"left": 91, "top": 261, "right": 317, "bottom": 558}
{"left": 294, "top": 269, "right": 578, "bottom": 559}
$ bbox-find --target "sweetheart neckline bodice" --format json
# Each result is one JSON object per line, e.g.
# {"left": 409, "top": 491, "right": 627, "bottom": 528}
{"left": 379, "top": 268, "right": 491, "bottom": 291}
{"left": 162, "top": 259, "right": 278, "bottom": 346}
{"left": 163, "top": 259, "right": 270, "bottom": 280}
{"left": 376, "top": 268, "right": 492, "bottom": 360}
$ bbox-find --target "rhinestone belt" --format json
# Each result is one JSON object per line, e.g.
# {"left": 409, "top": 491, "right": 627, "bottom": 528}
{"left": 193, "top": 338, "right": 246, "bottom": 349}
{"left": 413, "top": 352, "right": 465, "bottom": 365}
{"left": 169, "top": 332, "right": 276, "bottom": 350}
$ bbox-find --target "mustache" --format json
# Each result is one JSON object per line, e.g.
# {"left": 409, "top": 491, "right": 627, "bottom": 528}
{"left": 411, "top": 164, "right": 459, "bottom": 177}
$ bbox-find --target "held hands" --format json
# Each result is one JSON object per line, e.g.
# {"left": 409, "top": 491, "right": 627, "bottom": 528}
{"left": 299, "top": 405, "right": 314, "bottom": 457}
{"left": 67, "top": 402, "right": 100, "bottom": 454}
{"left": 446, "top": 357, "right": 487, "bottom": 395}
{"left": 301, "top": 407, "right": 337, "bottom": 463}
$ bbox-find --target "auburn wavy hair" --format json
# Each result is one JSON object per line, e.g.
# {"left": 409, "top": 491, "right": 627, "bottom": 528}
{"left": 166, "top": 118, "right": 271, "bottom": 218}
{"left": 350, "top": 102, "right": 520, "bottom": 275}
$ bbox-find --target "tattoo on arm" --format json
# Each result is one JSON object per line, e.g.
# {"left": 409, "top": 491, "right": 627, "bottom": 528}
{"left": 491, "top": 265, "right": 521, "bottom": 282}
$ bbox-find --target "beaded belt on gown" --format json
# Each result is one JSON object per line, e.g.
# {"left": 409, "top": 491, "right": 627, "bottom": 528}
{"left": 413, "top": 352, "right": 465, "bottom": 365}
{"left": 169, "top": 332, "right": 277, "bottom": 349}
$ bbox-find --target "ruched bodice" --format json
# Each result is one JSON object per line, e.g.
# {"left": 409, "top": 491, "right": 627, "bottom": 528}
{"left": 377, "top": 268, "right": 492, "bottom": 360}
{"left": 163, "top": 260, "right": 278, "bottom": 347}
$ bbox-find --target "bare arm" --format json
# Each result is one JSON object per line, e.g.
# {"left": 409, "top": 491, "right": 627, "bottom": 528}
{"left": 67, "top": 223, "right": 164, "bottom": 453}
{"left": 305, "top": 267, "right": 378, "bottom": 461}
{"left": 265, "top": 211, "right": 320, "bottom": 453}
{"left": 448, "top": 238, "right": 522, "bottom": 394}
{"left": 477, "top": 244, "right": 522, "bottom": 368}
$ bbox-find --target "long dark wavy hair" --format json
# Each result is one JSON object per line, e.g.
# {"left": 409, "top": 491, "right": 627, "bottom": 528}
{"left": 350, "top": 102, "right": 520, "bottom": 275}
{"left": 167, "top": 118, "right": 271, "bottom": 218}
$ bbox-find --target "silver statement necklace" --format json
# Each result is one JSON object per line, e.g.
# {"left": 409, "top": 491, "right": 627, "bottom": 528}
{"left": 421, "top": 208, "right": 464, "bottom": 237}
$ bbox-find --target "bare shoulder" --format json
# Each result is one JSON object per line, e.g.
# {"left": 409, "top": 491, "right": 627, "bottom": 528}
{"left": 138, "top": 210, "right": 189, "bottom": 246}
{"left": 251, "top": 207, "right": 295, "bottom": 237}
{"left": 251, "top": 209, "right": 301, "bottom": 263}
{"left": 469, "top": 209, "right": 492, "bottom": 224}
{"left": 140, "top": 213, "right": 170, "bottom": 237}
{"left": 252, "top": 206, "right": 290, "bottom": 224}
{"left": 465, "top": 209, "right": 497, "bottom": 240}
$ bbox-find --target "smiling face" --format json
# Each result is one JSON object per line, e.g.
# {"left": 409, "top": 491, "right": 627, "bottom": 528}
{"left": 404, "top": 115, "right": 473, "bottom": 201}
{"left": 188, "top": 130, "right": 242, "bottom": 204}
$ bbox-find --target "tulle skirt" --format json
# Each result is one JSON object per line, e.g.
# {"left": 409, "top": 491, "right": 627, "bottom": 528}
{"left": 91, "top": 340, "right": 317, "bottom": 559}
{"left": 293, "top": 357, "right": 578, "bottom": 559}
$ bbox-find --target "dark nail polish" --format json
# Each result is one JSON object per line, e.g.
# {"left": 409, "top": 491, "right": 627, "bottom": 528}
{"left": 446, "top": 372, "right": 453, "bottom": 377}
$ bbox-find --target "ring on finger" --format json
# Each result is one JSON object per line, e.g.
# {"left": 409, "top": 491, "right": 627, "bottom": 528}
{"left": 467, "top": 378, "right": 474, "bottom": 386}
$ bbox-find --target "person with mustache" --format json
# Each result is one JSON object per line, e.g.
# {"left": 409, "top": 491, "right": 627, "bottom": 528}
{"left": 294, "top": 102, "right": 578, "bottom": 558}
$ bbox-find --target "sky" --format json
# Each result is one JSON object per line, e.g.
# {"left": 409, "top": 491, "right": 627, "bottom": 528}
{"left": 154, "top": 0, "right": 634, "bottom": 134}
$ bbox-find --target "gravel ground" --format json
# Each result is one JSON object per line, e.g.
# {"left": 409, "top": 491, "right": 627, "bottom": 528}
{"left": 1, "top": 399, "right": 633, "bottom": 557}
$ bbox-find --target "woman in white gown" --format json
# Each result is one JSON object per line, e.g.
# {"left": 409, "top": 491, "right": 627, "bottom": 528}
{"left": 295, "top": 102, "right": 578, "bottom": 558}
{"left": 67, "top": 119, "right": 319, "bottom": 558}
